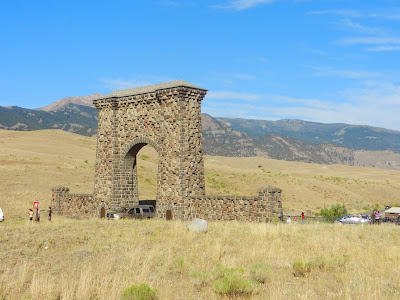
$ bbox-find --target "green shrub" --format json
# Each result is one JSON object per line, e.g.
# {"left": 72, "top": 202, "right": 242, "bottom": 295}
{"left": 206, "top": 175, "right": 227, "bottom": 190}
{"left": 249, "top": 263, "right": 271, "bottom": 283}
{"left": 292, "top": 261, "right": 313, "bottom": 277}
{"left": 144, "top": 178, "right": 154, "bottom": 185}
{"left": 189, "top": 269, "right": 210, "bottom": 281}
{"left": 270, "top": 216, "right": 281, "bottom": 223}
{"left": 319, "top": 203, "right": 348, "bottom": 219}
{"left": 293, "top": 255, "right": 350, "bottom": 277}
{"left": 213, "top": 265, "right": 258, "bottom": 296}
{"left": 172, "top": 256, "right": 185, "bottom": 273}
{"left": 120, "top": 283, "right": 158, "bottom": 300}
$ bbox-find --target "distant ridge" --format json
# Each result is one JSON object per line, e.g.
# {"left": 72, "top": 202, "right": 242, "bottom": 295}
{"left": 37, "top": 93, "right": 104, "bottom": 112}
{"left": 2, "top": 94, "right": 400, "bottom": 170}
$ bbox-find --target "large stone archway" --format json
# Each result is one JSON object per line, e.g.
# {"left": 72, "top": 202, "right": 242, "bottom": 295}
{"left": 51, "top": 80, "right": 283, "bottom": 222}
{"left": 92, "top": 80, "right": 207, "bottom": 220}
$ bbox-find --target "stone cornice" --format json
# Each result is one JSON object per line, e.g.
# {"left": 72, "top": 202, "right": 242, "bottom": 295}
{"left": 93, "top": 86, "right": 207, "bottom": 109}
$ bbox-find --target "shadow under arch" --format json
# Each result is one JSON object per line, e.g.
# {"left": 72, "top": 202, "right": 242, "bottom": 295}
{"left": 115, "top": 136, "right": 161, "bottom": 208}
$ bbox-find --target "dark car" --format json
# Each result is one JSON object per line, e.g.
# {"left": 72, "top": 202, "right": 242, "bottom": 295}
{"left": 106, "top": 205, "right": 155, "bottom": 220}
{"left": 381, "top": 217, "right": 395, "bottom": 223}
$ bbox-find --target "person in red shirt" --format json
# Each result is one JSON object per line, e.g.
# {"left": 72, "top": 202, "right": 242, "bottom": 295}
{"left": 301, "top": 212, "right": 305, "bottom": 224}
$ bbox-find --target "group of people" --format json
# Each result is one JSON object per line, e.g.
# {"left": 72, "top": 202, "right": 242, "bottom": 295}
{"left": 28, "top": 207, "right": 52, "bottom": 222}
{"left": 281, "top": 212, "right": 306, "bottom": 224}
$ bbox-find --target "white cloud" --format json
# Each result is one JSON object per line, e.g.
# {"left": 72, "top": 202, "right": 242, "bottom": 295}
{"left": 203, "top": 82, "right": 400, "bottom": 131}
{"left": 339, "top": 36, "right": 400, "bottom": 52}
{"left": 367, "top": 46, "right": 400, "bottom": 52}
{"left": 207, "top": 72, "right": 257, "bottom": 87}
{"left": 340, "top": 37, "right": 400, "bottom": 45}
{"left": 369, "top": 12, "right": 400, "bottom": 20}
{"left": 206, "top": 91, "right": 261, "bottom": 101}
{"left": 302, "top": 47, "right": 327, "bottom": 56}
{"left": 338, "top": 18, "right": 382, "bottom": 34}
{"left": 100, "top": 78, "right": 152, "bottom": 91}
{"left": 99, "top": 76, "right": 174, "bottom": 92}
{"left": 305, "top": 66, "right": 379, "bottom": 80}
{"left": 308, "top": 9, "right": 361, "bottom": 18}
{"left": 214, "top": 0, "right": 275, "bottom": 11}
{"left": 269, "top": 95, "right": 338, "bottom": 110}
{"left": 256, "top": 57, "right": 269, "bottom": 63}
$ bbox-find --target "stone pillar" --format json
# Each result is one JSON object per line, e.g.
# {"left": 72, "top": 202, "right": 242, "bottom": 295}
{"left": 51, "top": 186, "right": 70, "bottom": 214}
{"left": 258, "top": 186, "right": 283, "bottom": 222}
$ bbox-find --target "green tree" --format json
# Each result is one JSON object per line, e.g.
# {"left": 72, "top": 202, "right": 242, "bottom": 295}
{"left": 319, "top": 203, "right": 348, "bottom": 219}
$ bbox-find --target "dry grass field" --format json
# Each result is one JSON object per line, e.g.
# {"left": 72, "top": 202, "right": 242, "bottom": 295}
{"left": 1, "top": 129, "right": 400, "bottom": 299}
{"left": 1, "top": 218, "right": 400, "bottom": 299}
{"left": 1, "top": 129, "right": 400, "bottom": 218}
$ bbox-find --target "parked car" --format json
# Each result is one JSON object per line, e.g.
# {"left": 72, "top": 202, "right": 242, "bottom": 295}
{"left": 381, "top": 217, "right": 395, "bottom": 223}
{"left": 334, "top": 214, "right": 371, "bottom": 225}
{"left": 106, "top": 205, "right": 155, "bottom": 220}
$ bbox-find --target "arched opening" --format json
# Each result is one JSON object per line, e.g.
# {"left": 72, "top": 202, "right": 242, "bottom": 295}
{"left": 100, "top": 207, "right": 105, "bottom": 219}
{"left": 136, "top": 145, "right": 159, "bottom": 209}
{"left": 166, "top": 210, "right": 172, "bottom": 220}
{"left": 117, "top": 140, "right": 160, "bottom": 210}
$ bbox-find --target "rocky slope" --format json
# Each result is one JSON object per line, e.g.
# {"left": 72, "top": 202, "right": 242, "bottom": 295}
{"left": 218, "top": 117, "right": 400, "bottom": 153}
{"left": 2, "top": 97, "right": 400, "bottom": 169}
{"left": 0, "top": 104, "right": 97, "bottom": 136}
{"left": 37, "top": 93, "right": 104, "bottom": 111}
{"left": 202, "top": 114, "right": 400, "bottom": 170}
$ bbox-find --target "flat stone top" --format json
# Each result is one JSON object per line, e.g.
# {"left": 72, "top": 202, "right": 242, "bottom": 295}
{"left": 101, "top": 80, "right": 206, "bottom": 99}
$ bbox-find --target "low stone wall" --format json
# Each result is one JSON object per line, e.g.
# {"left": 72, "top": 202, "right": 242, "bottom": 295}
{"left": 51, "top": 185, "right": 282, "bottom": 222}
{"left": 51, "top": 186, "right": 97, "bottom": 218}
{"left": 188, "top": 186, "right": 282, "bottom": 222}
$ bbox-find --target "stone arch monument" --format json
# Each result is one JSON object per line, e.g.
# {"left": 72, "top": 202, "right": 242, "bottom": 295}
{"left": 51, "top": 80, "right": 282, "bottom": 222}
{"left": 93, "top": 80, "right": 206, "bottom": 219}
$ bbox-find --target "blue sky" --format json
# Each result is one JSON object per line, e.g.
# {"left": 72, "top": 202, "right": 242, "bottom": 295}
{"left": 1, "top": 0, "right": 400, "bottom": 130}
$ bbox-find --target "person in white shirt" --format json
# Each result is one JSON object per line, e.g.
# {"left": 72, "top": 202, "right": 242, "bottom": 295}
{"left": 0, "top": 207, "right": 4, "bottom": 222}
{"left": 286, "top": 216, "right": 291, "bottom": 223}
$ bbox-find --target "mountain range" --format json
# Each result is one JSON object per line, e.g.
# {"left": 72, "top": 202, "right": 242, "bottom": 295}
{"left": 1, "top": 93, "right": 400, "bottom": 170}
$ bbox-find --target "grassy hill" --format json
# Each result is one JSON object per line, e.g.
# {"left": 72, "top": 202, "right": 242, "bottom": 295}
{"left": 3, "top": 105, "right": 400, "bottom": 169}
{"left": 0, "top": 104, "right": 97, "bottom": 136}
{"left": 1, "top": 129, "right": 400, "bottom": 220}
{"left": 1, "top": 129, "right": 400, "bottom": 299}
{"left": 218, "top": 117, "right": 400, "bottom": 152}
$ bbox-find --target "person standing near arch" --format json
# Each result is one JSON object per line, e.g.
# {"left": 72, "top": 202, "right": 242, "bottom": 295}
{"left": 374, "top": 210, "right": 380, "bottom": 224}
{"left": 28, "top": 209, "right": 34, "bottom": 222}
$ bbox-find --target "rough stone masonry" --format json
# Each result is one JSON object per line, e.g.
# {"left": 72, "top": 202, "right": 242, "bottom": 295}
{"left": 51, "top": 80, "right": 283, "bottom": 222}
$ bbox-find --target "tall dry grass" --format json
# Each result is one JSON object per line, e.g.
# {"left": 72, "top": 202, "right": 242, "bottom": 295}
{"left": 1, "top": 218, "right": 399, "bottom": 299}
{"left": 1, "top": 129, "right": 400, "bottom": 299}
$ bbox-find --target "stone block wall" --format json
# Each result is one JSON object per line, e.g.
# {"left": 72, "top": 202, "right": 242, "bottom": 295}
{"left": 51, "top": 185, "right": 282, "bottom": 222}
{"left": 51, "top": 186, "right": 97, "bottom": 218}
{"left": 187, "top": 186, "right": 282, "bottom": 222}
